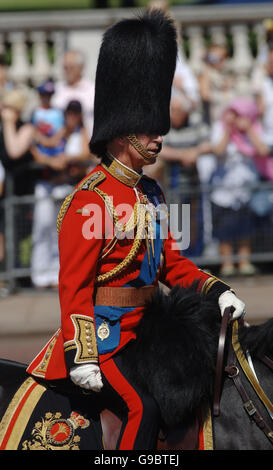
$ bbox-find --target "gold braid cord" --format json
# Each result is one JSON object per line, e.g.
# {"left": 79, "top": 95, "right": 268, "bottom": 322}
{"left": 94, "top": 187, "right": 138, "bottom": 235}
{"left": 56, "top": 171, "right": 150, "bottom": 286}
{"left": 94, "top": 191, "right": 147, "bottom": 285}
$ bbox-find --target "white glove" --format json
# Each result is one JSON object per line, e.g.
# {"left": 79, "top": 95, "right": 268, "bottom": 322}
{"left": 218, "top": 290, "right": 245, "bottom": 320}
{"left": 70, "top": 363, "right": 103, "bottom": 392}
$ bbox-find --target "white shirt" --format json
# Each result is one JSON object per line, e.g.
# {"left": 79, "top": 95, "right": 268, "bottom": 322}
{"left": 51, "top": 78, "right": 95, "bottom": 139}
{"left": 174, "top": 55, "right": 200, "bottom": 105}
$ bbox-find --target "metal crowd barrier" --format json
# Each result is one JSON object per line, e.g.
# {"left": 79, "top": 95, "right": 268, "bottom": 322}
{"left": 0, "top": 164, "right": 273, "bottom": 293}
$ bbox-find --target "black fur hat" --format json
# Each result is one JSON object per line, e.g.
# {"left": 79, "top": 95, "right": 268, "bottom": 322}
{"left": 89, "top": 9, "right": 177, "bottom": 156}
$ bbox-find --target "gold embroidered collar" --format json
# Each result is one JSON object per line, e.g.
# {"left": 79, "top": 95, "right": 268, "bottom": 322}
{"left": 102, "top": 153, "right": 142, "bottom": 188}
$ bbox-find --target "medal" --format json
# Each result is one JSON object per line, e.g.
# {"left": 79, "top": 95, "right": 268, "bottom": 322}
{"left": 97, "top": 320, "right": 110, "bottom": 342}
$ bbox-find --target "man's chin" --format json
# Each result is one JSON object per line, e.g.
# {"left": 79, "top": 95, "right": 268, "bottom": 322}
{"left": 143, "top": 154, "right": 157, "bottom": 165}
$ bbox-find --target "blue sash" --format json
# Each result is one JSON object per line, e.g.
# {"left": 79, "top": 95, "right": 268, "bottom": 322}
{"left": 95, "top": 180, "right": 163, "bottom": 354}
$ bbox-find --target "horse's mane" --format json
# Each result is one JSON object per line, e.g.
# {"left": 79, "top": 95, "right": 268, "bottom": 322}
{"left": 123, "top": 283, "right": 273, "bottom": 429}
{"left": 123, "top": 283, "right": 221, "bottom": 428}
{"left": 239, "top": 318, "right": 273, "bottom": 359}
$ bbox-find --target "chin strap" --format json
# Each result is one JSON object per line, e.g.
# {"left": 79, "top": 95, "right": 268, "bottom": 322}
{"left": 127, "top": 134, "right": 160, "bottom": 160}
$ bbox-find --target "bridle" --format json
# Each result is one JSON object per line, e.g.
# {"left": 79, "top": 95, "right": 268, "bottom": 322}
{"left": 213, "top": 308, "right": 273, "bottom": 445}
{"left": 213, "top": 307, "right": 233, "bottom": 417}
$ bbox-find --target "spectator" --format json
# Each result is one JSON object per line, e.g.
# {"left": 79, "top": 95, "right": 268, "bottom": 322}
{"left": 31, "top": 79, "right": 65, "bottom": 162}
{"left": 255, "top": 19, "right": 273, "bottom": 67}
{"left": 253, "top": 46, "right": 273, "bottom": 180}
{"left": 0, "top": 89, "right": 35, "bottom": 194}
{"left": 209, "top": 98, "right": 269, "bottom": 277}
{"left": 1, "top": 90, "right": 33, "bottom": 162}
{"left": 51, "top": 50, "right": 95, "bottom": 141}
{"left": 0, "top": 54, "right": 14, "bottom": 107}
{"left": 173, "top": 54, "right": 200, "bottom": 116}
{"left": 145, "top": 89, "right": 209, "bottom": 257}
{"left": 0, "top": 159, "right": 5, "bottom": 265}
{"left": 35, "top": 99, "right": 98, "bottom": 184}
{"left": 62, "top": 100, "right": 99, "bottom": 180}
{"left": 198, "top": 43, "right": 237, "bottom": 126}
{"left": 0, "top": 159, "right": 4, "bottom": 196}
{"left": 30, "top": 82, "right": 70, "bottom": 290}
{"left": 0, "top": 89, "right": 37, "bottom": 278}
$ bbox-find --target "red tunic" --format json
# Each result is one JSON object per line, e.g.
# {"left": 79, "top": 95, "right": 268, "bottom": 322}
{"left": 27, "top": 161, "right": 227, "bottom": 380}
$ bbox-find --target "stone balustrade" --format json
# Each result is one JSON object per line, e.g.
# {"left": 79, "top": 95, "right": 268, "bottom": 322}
{"left": 0, "top": 3, "right": 272, "bottom": 86}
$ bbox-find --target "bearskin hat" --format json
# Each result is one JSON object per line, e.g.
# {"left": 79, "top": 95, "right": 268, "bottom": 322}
{"left": 89, "top": 9, "right": 177, "bottom": 156}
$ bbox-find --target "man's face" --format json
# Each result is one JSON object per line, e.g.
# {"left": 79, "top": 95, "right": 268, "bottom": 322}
{"left": 128, "top": 134, "right": 163, "bottom": 168}
{"left": 170, "top": 97, "right": 188, "bottom": 129}
{"left": 63, "top": 53, "right": 83, "bottom": 86}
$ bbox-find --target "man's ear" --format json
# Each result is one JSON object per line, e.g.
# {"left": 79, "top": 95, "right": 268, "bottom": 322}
{"left": 118, "top": 136, "right": 127, "bottom": 144}
{"left": 107, "top": 136, "right": 128, "bottom": 155}
{"left": 117, "top": 136, "right": 130, "bottom": 150}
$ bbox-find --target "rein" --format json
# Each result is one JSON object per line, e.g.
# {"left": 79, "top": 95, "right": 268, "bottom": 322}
{"left": 213, "top": 310, "right": 273, "bottom": 445}
{"left": 225, "top": 321, "right": 273, "bottom": 445}
{"left": 213, "top": 307, "right": 233, "bottom": 417}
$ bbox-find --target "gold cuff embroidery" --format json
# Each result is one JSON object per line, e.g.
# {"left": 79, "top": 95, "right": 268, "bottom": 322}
{"left": 65, "top": 314, "right": 98, "bottom": 364}
{"left": 200, "top": 270, "right": 230, "bottom": 295}
{"left": 201, "top": 277, "right": 218, "bottom": 295}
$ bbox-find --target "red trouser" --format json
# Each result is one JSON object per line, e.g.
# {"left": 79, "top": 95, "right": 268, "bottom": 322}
{"left": 100, "top": 352, "right": 160, "bottom": 450}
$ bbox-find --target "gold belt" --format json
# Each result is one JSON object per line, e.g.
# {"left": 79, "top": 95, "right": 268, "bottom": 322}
{"left": 94, "top": 286, "right": 157, "bottom": 307}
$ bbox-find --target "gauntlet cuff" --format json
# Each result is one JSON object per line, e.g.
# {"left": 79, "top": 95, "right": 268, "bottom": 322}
{"left": 64, "top": 314, "right": 98, "bottom": 369}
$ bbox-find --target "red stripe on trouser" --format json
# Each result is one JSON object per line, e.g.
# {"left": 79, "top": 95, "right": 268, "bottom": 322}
{"left": 100, "top": 358, "right": 143, "bottom": 450}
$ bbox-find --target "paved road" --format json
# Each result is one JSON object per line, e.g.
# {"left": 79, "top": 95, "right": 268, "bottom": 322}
{"left": 0, "top": 274, "right": 272, "bottom": 364}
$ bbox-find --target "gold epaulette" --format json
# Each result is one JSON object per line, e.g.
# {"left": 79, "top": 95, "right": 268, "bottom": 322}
{"left": 56, "top": 171, "right": 106, "bottom": 233}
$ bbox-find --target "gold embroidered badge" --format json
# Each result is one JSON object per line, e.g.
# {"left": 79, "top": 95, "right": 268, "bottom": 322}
{"left": 97, "top": 320, "right": 110, "bottom": 342}
{"left": 22, "top": 411, "right": 90, "bottom": 450}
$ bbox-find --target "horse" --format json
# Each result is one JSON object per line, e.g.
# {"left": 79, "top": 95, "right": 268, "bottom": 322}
{"left": 0, "top": 285, "right": 272, "bottom": 450}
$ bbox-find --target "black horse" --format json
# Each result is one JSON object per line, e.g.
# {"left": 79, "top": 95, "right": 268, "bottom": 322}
{"left": 0, "top": 285, "right": 273, "bottom": 450}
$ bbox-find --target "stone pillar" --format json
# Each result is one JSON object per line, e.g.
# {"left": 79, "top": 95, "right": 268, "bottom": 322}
{"left": 231, "top": 24, "right": 253, "bottom": 75}
{"left": 186, "top": 25, "right": 205, "bottom": 75}
{"left": 31, "top": 31, "right": 51, "bottom": 86}
{"left": 8, "top": 32, "right": 29, "bottom": 83}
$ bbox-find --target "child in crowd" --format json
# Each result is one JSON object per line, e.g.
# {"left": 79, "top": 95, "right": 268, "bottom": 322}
{"left": 31, "top": 79, "right": 65, "bottom": 171}
{"left": 33, "top": 99, "right": 95, "bottom": 180}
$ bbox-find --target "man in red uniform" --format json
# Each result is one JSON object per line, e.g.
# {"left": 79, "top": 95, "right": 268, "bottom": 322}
{"left": 27, "top": 9, "right": 245, "bottom": 449}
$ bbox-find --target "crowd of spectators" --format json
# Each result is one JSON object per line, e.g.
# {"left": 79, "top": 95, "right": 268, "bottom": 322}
{"left": 144, "top": 21, "right": 273, "bottom": 277}
{"left": 1, "top": 20, "right": 273, "bottom": 289}
{"left": 0, "top": 49, "right": 98, "bottom": 289}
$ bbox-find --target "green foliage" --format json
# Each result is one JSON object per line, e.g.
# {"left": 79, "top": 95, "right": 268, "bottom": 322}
{"left": 0, "top": 0, "right": 91, "bottom": 11}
